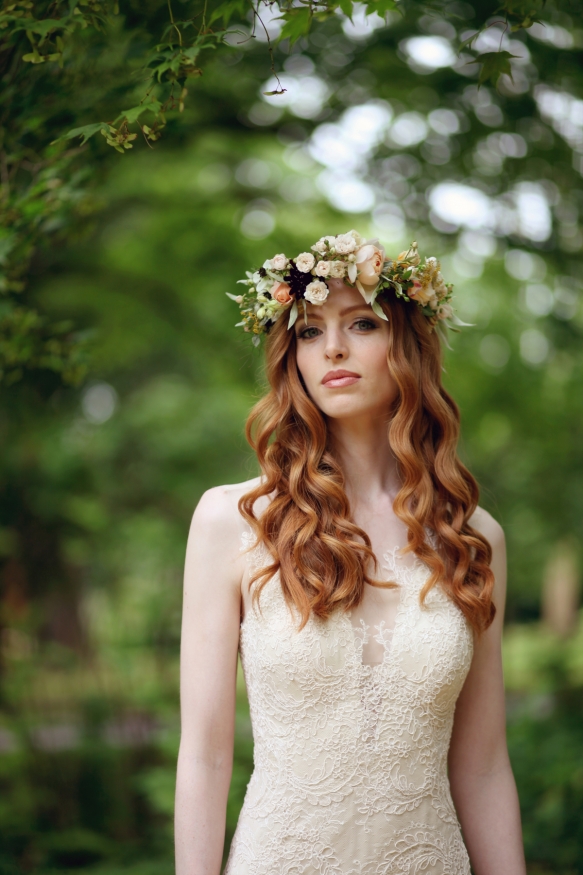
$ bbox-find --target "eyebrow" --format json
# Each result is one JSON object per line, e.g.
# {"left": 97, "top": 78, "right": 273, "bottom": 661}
{"left": 300, "top": 304, "right": 374, "bottom": 322}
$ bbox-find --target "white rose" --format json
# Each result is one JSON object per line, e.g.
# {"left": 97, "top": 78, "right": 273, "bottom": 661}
{"left": 270, "top": 253, "right": 288, "bottom": 270}
{"left": 304, "top": 280, "right": 329, "bottom": 305}
{"left": 315, "top": 260, "right": 331, "bottom": 276}
{"left": 437, "top": 303, "right": 454, "bottom": 320}
{"left": 334, "top": 232, "right": 358, "bottom": 254}
{"left": 295, "top": 252, "right": 316, "bottom": 273}
{"left": 329, "top": 261, "right": 347, "bottom": 278}
{"left": 312, "top": 240, "right": 327, "bottom": 254}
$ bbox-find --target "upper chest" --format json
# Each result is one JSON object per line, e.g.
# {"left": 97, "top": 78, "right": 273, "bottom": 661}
{"left": 240, "top": 537, "right": 474, "bottom": 704}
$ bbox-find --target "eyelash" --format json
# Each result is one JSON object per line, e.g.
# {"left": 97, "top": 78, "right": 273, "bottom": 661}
{"left": 298, "top": 318, "right": 378, "bottom": 340}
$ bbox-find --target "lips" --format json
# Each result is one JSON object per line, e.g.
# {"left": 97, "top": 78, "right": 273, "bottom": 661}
{"left": 321, "top": 369, "right": 361, "bottom": 388}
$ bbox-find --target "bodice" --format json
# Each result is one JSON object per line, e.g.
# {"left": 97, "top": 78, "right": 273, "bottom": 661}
{"left": 224, "top": 532, "right": 474, "bottom": 875}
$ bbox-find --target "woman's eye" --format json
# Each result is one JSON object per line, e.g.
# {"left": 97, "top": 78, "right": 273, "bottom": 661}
{"left": 353, "top": 318, "right": 377, "bottom": 331}
{"left": 298, "top": 326, "right": 321, "bottom": 340}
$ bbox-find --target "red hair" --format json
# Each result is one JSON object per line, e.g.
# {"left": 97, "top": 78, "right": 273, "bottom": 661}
{"left": 239, "top": 293, "right": 495, "bottom": 634}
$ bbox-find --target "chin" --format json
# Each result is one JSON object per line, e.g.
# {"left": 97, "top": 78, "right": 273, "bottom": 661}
{"left": 319, "top": 399, "right": 375, "bottom": 419}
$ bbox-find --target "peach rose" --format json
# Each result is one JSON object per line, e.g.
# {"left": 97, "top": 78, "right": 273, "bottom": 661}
{"left": 270, "top": 281, "right": 293, "bottom": 304}
{"left": 410, "top": 279, "right": 435, "bottom": 306}
{"left": 355, "top": 243, "right": 386, "bottom": 288}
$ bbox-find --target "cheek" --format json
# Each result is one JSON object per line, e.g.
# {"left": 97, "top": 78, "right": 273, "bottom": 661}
{"left": 295, "top": 343, "right": 318, "bottom": 392}
{"left": 366, "top": 339, "right": 397, "bottom": 398}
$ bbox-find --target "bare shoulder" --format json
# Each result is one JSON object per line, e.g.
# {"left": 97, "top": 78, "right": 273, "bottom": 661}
{"left": 191, "top": 475, "right": 263, "bottom": 539}
{"left": 469, "top": 505, "right": 505, "bottom": 551}
{"left": 470, "top": 506, "right": 507, "bottom": 613}
{"left": 185, "top": 477, "right": 264, "bottom": 593}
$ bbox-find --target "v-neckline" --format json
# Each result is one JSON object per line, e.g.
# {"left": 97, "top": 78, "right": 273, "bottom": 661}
{"left": 341, "top": 549, "right": 426, "bottom": 670}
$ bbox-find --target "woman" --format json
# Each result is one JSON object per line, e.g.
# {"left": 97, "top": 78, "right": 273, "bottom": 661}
{"left": 175, "top": 231, "right": 526, "bottom": 874}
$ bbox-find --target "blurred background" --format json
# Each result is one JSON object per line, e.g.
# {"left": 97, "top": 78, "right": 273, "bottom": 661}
{"left": 1, "top": 1, "right": 582, "bottom": 873}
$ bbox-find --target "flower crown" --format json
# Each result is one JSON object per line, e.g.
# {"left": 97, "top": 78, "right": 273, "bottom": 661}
{"left": 229, "top": 230, "right": 462, "bottom": 346}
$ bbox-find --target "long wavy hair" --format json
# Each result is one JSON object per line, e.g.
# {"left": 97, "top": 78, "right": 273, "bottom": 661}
{"left": 239, "top": 292, "right": 495, "bottom": 635}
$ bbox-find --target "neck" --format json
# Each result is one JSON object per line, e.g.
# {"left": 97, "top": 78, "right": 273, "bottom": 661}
{"left": 326, "top": 412, "right": 401, "bottom": 509}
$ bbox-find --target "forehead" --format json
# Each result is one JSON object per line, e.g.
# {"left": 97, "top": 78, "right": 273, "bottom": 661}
{"left": 302, "top": 283, "right": 371, "bottom": 320}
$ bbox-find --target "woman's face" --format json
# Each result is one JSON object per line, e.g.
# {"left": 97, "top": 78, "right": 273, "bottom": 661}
{"left": 294, "top": 281, "right": 398, "bottom": 422}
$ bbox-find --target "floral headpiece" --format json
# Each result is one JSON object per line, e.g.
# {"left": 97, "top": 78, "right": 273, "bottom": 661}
{"left": 229, "top": 230, "right": 463, "bottom": 346}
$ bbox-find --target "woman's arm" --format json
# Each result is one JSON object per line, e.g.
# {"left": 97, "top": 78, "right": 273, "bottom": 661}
{"left": 448, "top": 509, "right": 527, "bottom": 875}
{"left": 175, "top": 487, "right": 244, "bottom": 875}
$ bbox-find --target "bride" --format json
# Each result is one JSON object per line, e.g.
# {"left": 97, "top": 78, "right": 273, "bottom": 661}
{"left": 174, "top": 232, "right": 526, "bottom": 874}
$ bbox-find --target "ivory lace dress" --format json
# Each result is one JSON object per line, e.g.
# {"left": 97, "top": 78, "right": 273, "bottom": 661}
{"left": 224, "top": 531, "right": 474, "bottom": 875}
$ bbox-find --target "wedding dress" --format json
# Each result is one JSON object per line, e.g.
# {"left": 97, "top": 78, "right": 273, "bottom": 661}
{"left": 224, "top": 529, "right": 474, "bottom": 875}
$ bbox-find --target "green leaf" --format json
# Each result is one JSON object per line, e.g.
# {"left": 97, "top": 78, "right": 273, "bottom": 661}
{"left": 25, "top": 19, "right": 64, "bottom": 38}
{"left": 53, "top": 122, "right": 111, "bottom": 145}
{"left": 338, "top": 0, "right": 354, "bottom": 19}
{"left": 371, "top": 297, "right": 388, "bottom": 320}
{"left": 288, "top": 301, "right": 299, "bottom": 329}
{"left": 458, "top": 29, "right": 479, "bottom": 52}
{"left": 22, "top": 51, "right": 44, "bottom": 64}
{"left": 209, "top": 0, "right": 248, "bottom": 27}
{"left": 279, "top": 8, "right": 312, "bottom": 44}
{"left": 470, "top": 51, "right": 518, "bottom": 87}
{"left": 115, "top": 101, "right": 162, "bottom": 124}
{"left": 364, "top": 0, "right": 397, "bottom": 17}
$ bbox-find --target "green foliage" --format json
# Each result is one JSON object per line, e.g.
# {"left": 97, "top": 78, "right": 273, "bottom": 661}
{"left": 507, "top": 652, "right": 583, "bottom": 872}
{"left": 473, "top": 50, "right": 519, "bottom": 86}
{"left": 502, "top": 0, "right": 547, "bottom": 30}
{"left": 0, "top": 307, "right": 89, "bottom": 386}
{"left": 0, "top": 734, "right": 173, "bottom": 873}
{"left": 2, "top": 0, "right": 582, "bottom": 385}
{"left": 279, "top": 7, "right": 313, "bottom": 43}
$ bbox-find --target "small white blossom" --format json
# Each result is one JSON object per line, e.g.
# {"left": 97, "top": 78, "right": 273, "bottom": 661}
{"left": 315, "top": 260, "right": 331, "bottom": 276}
{"left": 304, "top": 280, "right": 329, "bottom": 305}
{"left": 329, "top": 261, "right": 347, "bottom": 278}
{"left": 335, "top": 232, "right": 358, "bottom": 254}
{"left": 295, "top": 252, "right": 316, "bottom": 273}
{"left": 270, "top": 253, "right": 289, "bottom": 270}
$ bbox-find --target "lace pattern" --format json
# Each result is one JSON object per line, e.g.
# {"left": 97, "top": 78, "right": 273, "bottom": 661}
{"left": 225, "top": 531, "right": 473, "bottom": 874}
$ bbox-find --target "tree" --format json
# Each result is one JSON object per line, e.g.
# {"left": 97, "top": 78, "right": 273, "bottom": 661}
{"left": 1, "top": 0, "right": 581, "bottom": 386}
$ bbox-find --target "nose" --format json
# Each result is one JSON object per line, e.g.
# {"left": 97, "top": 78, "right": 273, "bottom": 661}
{"left": 324, "top": 325, "right": 348, "bottom": 361}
